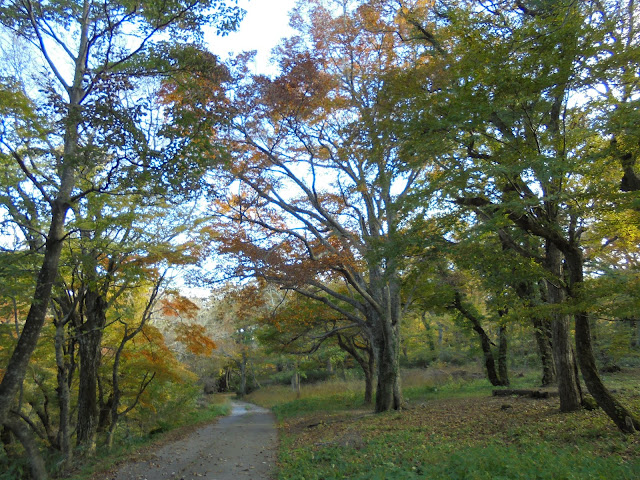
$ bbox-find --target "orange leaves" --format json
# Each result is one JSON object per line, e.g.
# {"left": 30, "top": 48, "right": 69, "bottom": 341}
{"left": 174, "top": 323, "right": 217, "bottom": 357}
{"left": 212, "top": 188, "right": 363, "bottom": 290}
{"left": 261, "top": 51, "right": 336, "bottom": 122}
{"left": 157, "top": 294, "right": 216, "bottom": 356}
{"left": 160, "top": 295, "right": 200, "bottom": 320}
{"left": 157, "top": 45, "right": 230, "bottom": 114}
{"left": 118, "top": 323, "right": 197, "bottom": 388}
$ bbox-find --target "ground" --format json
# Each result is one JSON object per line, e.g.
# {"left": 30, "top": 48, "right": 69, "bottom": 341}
{"left": 106, "top": 401, "right": 277, "bottom": 480}
{"left": 266, "top": 369, "right": 640, "bottom": 479}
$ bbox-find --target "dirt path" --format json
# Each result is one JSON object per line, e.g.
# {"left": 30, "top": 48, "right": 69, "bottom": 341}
{"left": 108, "top": 401, "right": 277, "bottom": 480}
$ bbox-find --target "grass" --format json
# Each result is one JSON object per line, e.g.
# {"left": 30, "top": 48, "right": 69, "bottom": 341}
{"left": 246, "top": 367, "right": 640, "bottom": 480}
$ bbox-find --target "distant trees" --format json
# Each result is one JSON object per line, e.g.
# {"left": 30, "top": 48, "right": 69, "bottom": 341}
{"left": 259, "top": 291, "right": 377, "bottom": 404}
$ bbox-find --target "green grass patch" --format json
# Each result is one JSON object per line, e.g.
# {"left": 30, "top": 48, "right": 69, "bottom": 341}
{"left": 271, "top": 390, "right": 363, "bottom": 421}
{"left": 278, "top": 440, "right": 640, "bottom": 480}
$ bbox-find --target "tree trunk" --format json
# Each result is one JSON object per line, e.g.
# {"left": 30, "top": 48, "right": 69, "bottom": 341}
{"left": 0, "top": 425, "right": 12, "bottom": 455}
{"left": 364, "top": 353, "right": 374, "bottom": 405}
{"left": 545, "top": 242, "right": 582, "bottom": 412}
{"left": 250, "top": 360, "right": 261, "bottom": 389}
{"left": 76, "top": 290, "right": 107, "bottom": 452}
{"left": 629, "top": 319, "right": 638, "bottom": 348}
{"left": 551, "top": 315, "right": 583, "bottom": 411}
{"left": 564, "top": 248, "right": 640, "bottom": 433}
{"left": 371, "top": 315, "right": 402, "bottom": 412}
{"left": 336, "top": 333, "right": 375, "bottom": 405}
{"left": 107, "top": 329, "right": 127, "bottom": 450}
{"left": 574, "top": 311, "right": 638, "bottom": 432}
{"left": 326, "top": 357, "right": 333, "bottom": 374}
{"left": 514, "top": 281, "right": 556, "bottom": 386}
{"left": 291, "top": 371, "right": 301, "bottom": 398}
{"left": 0, "top": 41, "right": 85, "bottom": 425}
{"left": 4, "top": 415, "right": 48, "bottom": 480}
{"left": 0, "top": 204, "right": 69, "bottom": 427}
{"left": 97, "top": 394, "right": 113, "bottom": 433}
{"left": 239, "top": 350, "right": 248, "bottom": 398}
{"left": 532, "top": 316, "right": 556, "bottom": 386}
{"left": 497, "top": 325, "right": 509, "bottom": 386}
{"left": 478, "top": 332, "right": 502, "bottom": 386}
{"left": 452, "top": 292, "right": 506, "bottom": 386}
{"left": 219, "top": 368, "right": 231, "bottom": 392}
{"left": 54, "top": 319, "right": 72, "bottom": 466}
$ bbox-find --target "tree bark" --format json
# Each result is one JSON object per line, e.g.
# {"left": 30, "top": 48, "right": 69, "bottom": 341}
{"left": 551, "top": 314, "right": 582, "bottom": 411}
{"left": 531, "top": 316, "right": 556, "bottom": 386}
{"left": 107, "top": 281, "right": 161, "bottom": 448}
{"left": 239, "top": 350, "right": 248, "bottom": 397}
{"left": 336, "top": 333, "right": 375, "bottom": 405}
{"left": 452, "top": 292, "right": 506, "bottom": 386}
{"left": 326, "top": 357, "right": 333, "bottom": 374}
{"left": 371, "top": 314, "right": 402, "bottom": 412}
{"left": 564, "top": 248, "right": 640, "bottom": 433}
{"left": 0, "top": 23, "right": 85, "bottom": 426}
{"left": 364, "top": 352, "right": 375, "bottom": 405}
{"left": 0, "top": 204, "right": 70, "bottom": 427}
{"left": 497, "top": 325, "right": 509, "bottom": 386}
{"left": 514, "top": 280, "right": 556, "bottom": 386}
{"left": 545, "top": 242, "right": 582, "bottom": 412}
{"left": 291, "top": 371, "right": 301, "bottom": 398}
{"left": 54, "top": 318, "right": 72, "bottom": 466}
{"left": 76, "top": 290, "right": 107, "bottom": 452}
{"left": 97, "top": 392, "right": 113, "bottom": 433}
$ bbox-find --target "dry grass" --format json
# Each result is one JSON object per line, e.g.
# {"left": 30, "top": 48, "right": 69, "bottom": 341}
{"left": 247, "top": 377, "right": 366, "bottom": 409}
{"left": 247, "top": 366, "right": 487, "bottom": 410}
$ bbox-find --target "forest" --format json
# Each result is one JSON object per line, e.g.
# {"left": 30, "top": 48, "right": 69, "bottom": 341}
{"left": 0, "top": 0, "right": 639, "bottom": 478}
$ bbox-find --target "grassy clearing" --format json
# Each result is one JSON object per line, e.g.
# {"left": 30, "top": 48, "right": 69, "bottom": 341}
{"left": 246, "top": 368, "right": 640, "bottom": 480}
{"left": 64, "top": 394, "right": 231, "bottom": 480}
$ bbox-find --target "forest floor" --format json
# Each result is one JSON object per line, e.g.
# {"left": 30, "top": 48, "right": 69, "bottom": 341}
{"left": 248, "top": 368, "right": 640, "bottom": 479}
{"left": 104, "top": 401, "right": 278, "bottom": 480}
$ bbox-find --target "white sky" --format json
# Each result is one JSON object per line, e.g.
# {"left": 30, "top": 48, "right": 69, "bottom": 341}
{"left": 206, "top": 0, "right": 298, "bottom": 75}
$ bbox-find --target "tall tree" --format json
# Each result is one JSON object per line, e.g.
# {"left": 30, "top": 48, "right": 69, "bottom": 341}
{"left": 414, "top": 0, "right": 639, "bottom": 431}
{"left": 209, "top": 0, "right": 447, "bottom": 412}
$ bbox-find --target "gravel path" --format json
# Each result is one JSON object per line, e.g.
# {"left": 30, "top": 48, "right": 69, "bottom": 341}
{"left": 109, "top": 401, "right": 277, "bottom": 480}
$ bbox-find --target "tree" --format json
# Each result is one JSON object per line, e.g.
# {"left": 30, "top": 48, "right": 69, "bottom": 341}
{"left": 412, "top": 0, "right": 639, "bottom": 431}
{"left": 208, "top": 0, "right": 447, "bottom": 412}
{"left": 196, "top": 283, "right": 279, "bottom": 398}
{"left": 0, "top": 0, "right": 243, "bottom": 443}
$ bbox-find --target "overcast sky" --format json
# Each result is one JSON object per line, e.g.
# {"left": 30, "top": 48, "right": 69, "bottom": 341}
{"left": 206, "top": 0, "right": 298, "bottom": 75}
